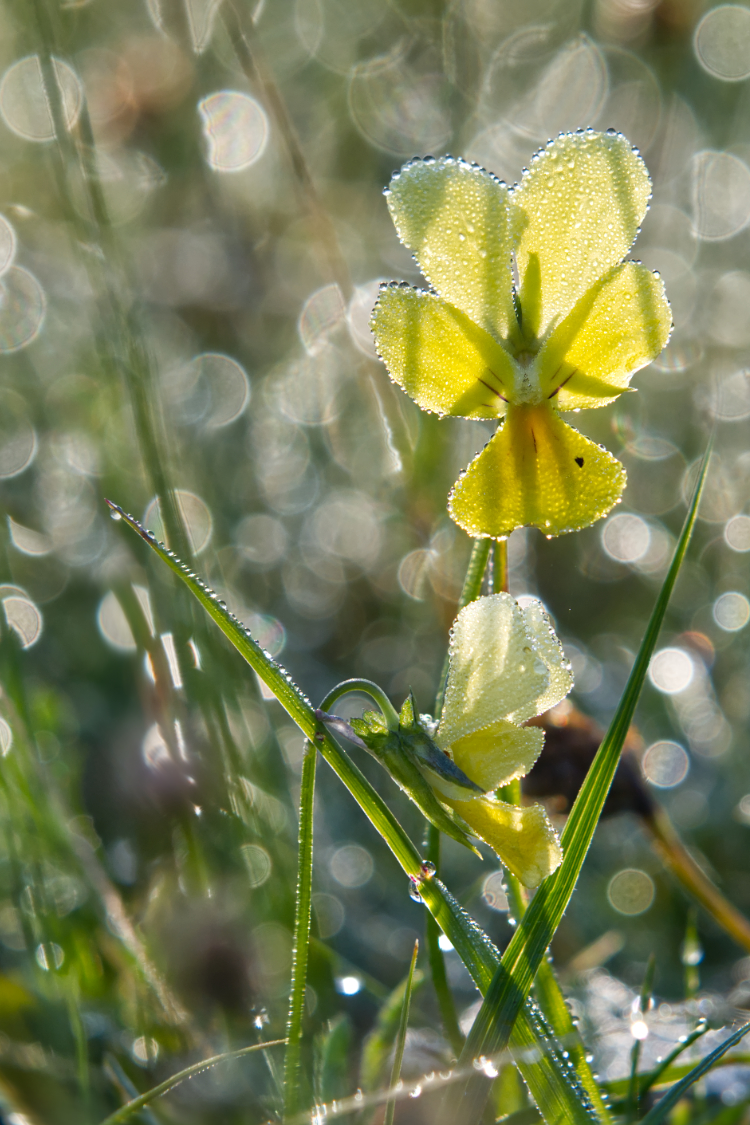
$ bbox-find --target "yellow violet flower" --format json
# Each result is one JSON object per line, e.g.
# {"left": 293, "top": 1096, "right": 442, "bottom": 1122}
{"left": 428, "top": 592, "right": 572, "bottom": 888}
{"left": 371, "top": 130, "right": 672, "bottom": 539}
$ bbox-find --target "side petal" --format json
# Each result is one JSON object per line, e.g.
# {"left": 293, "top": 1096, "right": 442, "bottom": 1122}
{"left": 512, "top": 131, "right": 651, "bottom": 338}
{"left": 448, "top": 403, "right": 626, "bottom": 539}
{"left": 538, "top": 263, "right": 672, "bottom": 411}
{"left": 519, "top": 600, "right": 574, "bottom": 719}
{"left": 437, "top": 593, "right": 549, "bottom": 745}
{"left": 371, "top": 284, "right": 516, "bottom": 419}
{"left": 386, "top": 157, "right": 520, "bottom": 345}
{"left": 448, "top": 720, "right": 545, "bottom": 792}
{"left": 444, "top": 795, "right": 562, "bottom": 888}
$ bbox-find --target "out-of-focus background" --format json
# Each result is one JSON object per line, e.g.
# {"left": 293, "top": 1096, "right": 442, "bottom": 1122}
{"left": 1, "top": 0, "right": 750, "bottom": 1120}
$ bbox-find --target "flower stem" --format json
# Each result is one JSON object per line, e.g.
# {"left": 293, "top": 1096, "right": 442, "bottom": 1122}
{"left": 284, "top": 740, "right": 317, "bottom": 1119}
{"left": 319, "top": 678, "right": 401, "bottom": 732}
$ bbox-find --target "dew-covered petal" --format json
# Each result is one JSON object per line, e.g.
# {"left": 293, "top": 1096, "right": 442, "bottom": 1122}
{"left": 437, "top": 593, "right": 550, "bottom": 746}
{"left": 512, "top": 131, "right": 651, "bottom": 338}
{"left": 446, "top": 720, "right": 544, "bottom": 792}
{"left": 520, "top": 600, "right": 574, "bottom": 716}
{"left": 444, "top": 795, "right": 562, "bottom": 888}
{"left": 385, "top": 157, "right": 519, "bottom": 345}
{"left": 448, "top": 403, "right": 626, "bottom": 539}
{"left": 371, "top": 283, "right": 516, "bottom": 419}
{"left": 538, "top": 263, "right": 672, "bottom": 411}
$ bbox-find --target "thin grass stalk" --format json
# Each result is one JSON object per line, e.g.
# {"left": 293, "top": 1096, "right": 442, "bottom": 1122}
{"left": 626, "top": 954, "right": 656, "bottom": 1122}
{"left": 453, "top": 439, "right": 713, "bottom": 1123}
{"left": 284, "top": 740, "right": 318, "bottom": 1119}
{"left": 110, "top": 502, "right": 600, "bottom": 1124}
{"left": 637, "top": 1023, "right": 750, "bottom": 1125}
{"left": 384, "top": 941, "right": 419, "bottom": 1125}
{"left": 97, "top": 1039, "right": 286, "bottom": 1125}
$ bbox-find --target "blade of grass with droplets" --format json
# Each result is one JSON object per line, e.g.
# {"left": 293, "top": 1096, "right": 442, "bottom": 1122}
{"left": 454, "top": 438, "right": 713, "bottom": 1123}
{"left": 638, "top": 1022, "right": 750, "bottom": 1124}
{"left": 284, "top": 739, "right": 317, "bottom": 1119}
{"left": 109, "top": 500, "right": 600, "bottom": 1124}
{"left": 97, "top": 1040, "right": 286, "bottom": 1125}
{"left": 384, "top": 941, "right": 419, "bottom": 1125}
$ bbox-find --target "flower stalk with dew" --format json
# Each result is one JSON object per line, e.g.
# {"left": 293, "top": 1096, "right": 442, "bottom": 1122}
{"left": 371, "top": 130, "right": 672, "bottom": 540}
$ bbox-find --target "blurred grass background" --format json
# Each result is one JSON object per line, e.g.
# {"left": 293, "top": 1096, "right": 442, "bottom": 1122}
{"left": 1, "top": 0, "right": 750, "bottom": 1120}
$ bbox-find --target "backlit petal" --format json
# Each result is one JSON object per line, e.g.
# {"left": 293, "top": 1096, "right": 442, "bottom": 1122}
{"left": 371, "top": 283, "right": 516, "bottom": 419}
{"left": 444, "top": 795, "right": 562, "bottom": 888}
{"left": 437, "top": 593, "right": 549, "bottom": 746}
{"left": 448, "top": 404, "right": 626, "bottom": 539}
{"left": 512, "top": 131, "right": 651, "bottom": 338}
{"left": 537, "top": 263, "right": 671, "bottom": 411}
{"left": 386, "top": 157, "right": 519, "bottom": 345}
{"left": 520, "top": 600, "right": 574, "bottom": 716}
{"left": 447, "top": 720, "right": 545, "bottom": 792}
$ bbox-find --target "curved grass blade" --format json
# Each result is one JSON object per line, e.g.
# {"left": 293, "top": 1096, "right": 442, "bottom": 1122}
{"left": 108, "top": 500, "right": 600, "bottom": 1124}
{"left": 637, "top": 1022, "right": 750, "bottom": 1125}
{"left": 605, "top": 1051, "right": 750, "bottom": 1099}
{"left": 454, "top": 438, "right": 713, "bottom": 1123}
{"left": 284, "top": 739, "right": 317, "bottom": 1119}
{"left": 384, "top": 941, "right": 419, "bottom": 1125}
{"left": 97, "top": 1039, "right": 286, "bottom": 1125}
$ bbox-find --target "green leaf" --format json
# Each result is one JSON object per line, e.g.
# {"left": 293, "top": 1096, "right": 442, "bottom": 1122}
{"left": 638, "top": 1023, "right": 750, "bottom": 1125}
{"left": 361, "top": 970, "right": 426, "bottom": 1091}
{"left": 384, "top": 940, "right": 419, "bottom": 1125}
{"left": 452, "top": 438, "right": 713, "bottom": 1122}
{"left": 97, "top": 1039, "right": 286, "bottom": 1125}
{"left": 315, "top": 1015, "right": 354, "bottom": 1105}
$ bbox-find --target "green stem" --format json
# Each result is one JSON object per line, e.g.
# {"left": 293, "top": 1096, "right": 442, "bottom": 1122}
{"left": 626, "top": 954, "right": 656, "bottom": 1123}
{"left": 284, "top": 741, "right": 317, "bottom": 1119}
{"left": 384, "top": 941, "right": 419, "bottom": 1125}
{"left": 320, "top": 678, "right": 401, "bottom": 731}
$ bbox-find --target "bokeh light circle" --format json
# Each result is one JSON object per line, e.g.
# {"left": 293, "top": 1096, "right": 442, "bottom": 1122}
{"left": 1, "top": 589, "right": 43, "bottom": 648}
{"left": 198, "top": 91, "right": 269, "bottom": 172}
{"left": 607, "top": 869, "right": 655, "bottom": 915}
{"left": 694, "top": 6, "right": 750, "bottom": 81}
{"left": 0, "top": 55, "right": 83, "bottom": 141}
{"left": 725, "top": 514, "right": 750, "bottom": 552}
{"left": 144, "top": 490, "right": 213, "bottom": 555}
{"left": 691, "top": 150, "right": 750, "bottom": 240}
{"left": 601, "top": 513, "right": 650, "bottom": 563}
{"left": 648, "top": 647, "right": 694, "bottom": 694}
{"left": 0, "top": 267, "right": 46, "bottom": 352}
{"left": 642, "top": 740, "right": 689, "bottom": 788}
{"left": 713, "top": 591, "right": 750, "bottom": 632}
{"left": 97, "top": 592, "right": 136, "bottom": 652}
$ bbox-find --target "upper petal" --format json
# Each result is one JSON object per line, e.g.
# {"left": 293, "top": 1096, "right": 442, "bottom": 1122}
{"left": 437, "top": 593, "right": 550, "bottom": 746}
{"left": 370, "top": 283, "right": 516, "bottom": 419}
{"left": 520, "top": 600, "right": 573, "bottom": 717}
{"left": 385, "top": 157, "right": 519, "bottom": 345}
{"left": 537, "top": 262, "right": 672, "bottom": 411}
{"left": 512, "top": 130, "right": 652, "bottom": 339}
{"left": 448, "top": 403, "right": 626, "bottom": 539}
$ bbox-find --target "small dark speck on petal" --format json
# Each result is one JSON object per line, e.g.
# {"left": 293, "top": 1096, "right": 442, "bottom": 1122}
{"left": 575, "top": 457, "right": 584, "bottom": 467}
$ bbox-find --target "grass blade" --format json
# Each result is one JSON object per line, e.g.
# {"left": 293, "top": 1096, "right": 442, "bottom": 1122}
{"left": 284, "top": 739, "right": 318, "bottom": 1118}
{"left": 97, "top": 1039, "right": 286, "bottom": 1125}
{"left": 637, "top": 1022, "right": 750, "bottom": 1124}
{"left": 109, "top": 501, "right": 601, "bottom": 1124}
{"left": 455, "top": 438, "right": 713, "bottom": 1121}
{"left": 384, "top": 941, "right": 419, "bottom": 1125}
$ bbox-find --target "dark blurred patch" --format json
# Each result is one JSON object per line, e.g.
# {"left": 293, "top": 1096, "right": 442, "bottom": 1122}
{"left": 524, "top": 702, "right": 654, "bottom": 820}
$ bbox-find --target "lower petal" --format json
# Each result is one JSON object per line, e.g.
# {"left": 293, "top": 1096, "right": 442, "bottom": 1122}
{"left": 446, "top": 720, "right": 544, "bottom": 792}
{"left": 448, "top": 403, "right": 625, "bottom": 539}
{"left": 446, "top": 796, "right": 562, "bottom": 888}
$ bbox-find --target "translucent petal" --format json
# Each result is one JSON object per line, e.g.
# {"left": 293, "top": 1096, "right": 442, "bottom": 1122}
{"left": 538, "top": 263, "right": 672, "bottom": 411}
{"left": 520, "top": 600, "right": 573, "bottom": 716}
{"left": 448, "top": 404, "right": 626, "bottom": 539}
{"left": 438, "top": 593, "right": 550, "bottom": 746}
{"left": 444, "top": 795, "right": 562, "bottom": 888}
{"left": 371, "top": 284, "right": 516, "bottom": 419}
{"left": 512, "top": 131, "right": 651, "bottom": 338}
{"left": 447, "top": 720, "right": 544, "bottom": 792}
{"left": 385, "top": 157, "right": 519, "bottom": 344}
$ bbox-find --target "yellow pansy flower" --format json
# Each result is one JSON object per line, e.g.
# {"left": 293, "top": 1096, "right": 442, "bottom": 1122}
{"left": 371, "top": 130, "right": 672, "bottom": 539}
{"left": 426, "top": 592, "right": 572, "bottom": 888}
